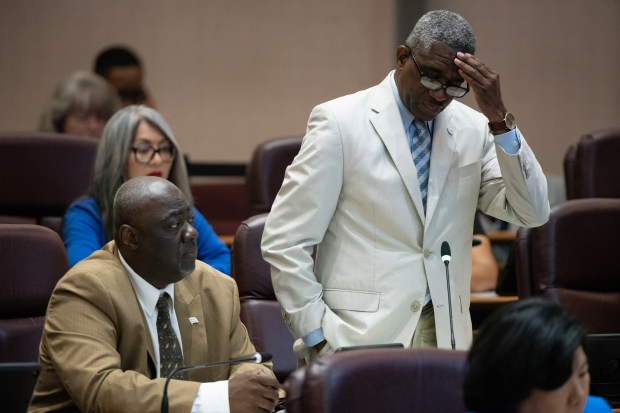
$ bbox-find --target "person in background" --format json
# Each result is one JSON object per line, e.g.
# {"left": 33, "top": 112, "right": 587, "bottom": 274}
{"left": 63, "top": 105, "right": 231, "bottom": 273}
{"left": 39, "top": 70, "right": 121, "bottom": 138}
{"left": 464, "top": 298, "right": 612, "bottom": 413}
{"left": 471, "top": 213, "right": 499, "bottom": 292}
{"left": 261, "top": 9, "right": 549, "bottom": 362}
{"left": 94, "top": 45, "right": 156, "bottom": 107}
{"left": 29, "top": 177, "right": 279, "bottom": 413}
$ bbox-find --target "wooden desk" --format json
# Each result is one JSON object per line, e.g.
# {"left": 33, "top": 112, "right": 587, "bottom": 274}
{"left": 486, "top": 230, "right": 517, "bottom": 244}
{"left": 470, "top": 292, "right": 518, "bottom": 330}
{"left": 471, "top": 292, "right": 518, "bottom": 305}
{"left": 218, "top": 234, "right": 235, "bottom": 248}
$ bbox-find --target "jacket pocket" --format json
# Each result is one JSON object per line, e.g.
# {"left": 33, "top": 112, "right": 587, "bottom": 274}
{"left": 323, "top": 288, "right": 380, "bottom": 312}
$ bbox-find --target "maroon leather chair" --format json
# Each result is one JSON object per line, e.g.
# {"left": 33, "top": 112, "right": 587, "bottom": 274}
{"left": 231, "top": 214, "right": 296, "bottom": 383}
{"left": 189, "top": 176, "right": 251, "bottom": 237}
{"left": 564, "top": 128, "right": 620, "bottom": 200}
{"left": 0, "top": 132, "right": 98, "bottom": 234}
{"left": 246, "top": 136, "right": 303, "bottom": 216}
{"left": 284, "top": 348, "right": 467, "bottom": 413}
{"left": 0, "top": 224, "right": 69, "bottom": 362}
{"left": 516, "top": 198, "right": 620, "bottom": 333}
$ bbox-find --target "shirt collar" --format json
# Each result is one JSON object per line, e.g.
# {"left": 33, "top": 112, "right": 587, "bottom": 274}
{"left": 119, "top": 251, "right": 175, "bottom": 317}
{"left": 389, "top": 70, "right": 434, "bottom": 135}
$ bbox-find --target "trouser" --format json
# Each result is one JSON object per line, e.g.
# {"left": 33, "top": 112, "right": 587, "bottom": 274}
{"left": 410, "top": 301, "right": 437, "bottom": 348}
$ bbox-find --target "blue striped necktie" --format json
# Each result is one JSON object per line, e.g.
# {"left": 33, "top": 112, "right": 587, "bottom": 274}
{"left": 410, "top": 119, "right": 432, "bottom": 210}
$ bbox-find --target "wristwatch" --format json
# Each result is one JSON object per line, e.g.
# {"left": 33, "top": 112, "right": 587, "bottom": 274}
{"left": 488, "top": 112, "right": 516, "bottom": 134}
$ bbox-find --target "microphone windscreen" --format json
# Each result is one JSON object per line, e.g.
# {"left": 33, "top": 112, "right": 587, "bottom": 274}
{"left": 441, "top": 241, "right": 451, "bottom": 264}
{"left": 256, "top": 352, "right": 273, "bottom": 363}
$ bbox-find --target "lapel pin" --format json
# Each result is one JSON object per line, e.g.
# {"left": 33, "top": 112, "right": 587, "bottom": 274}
{"left": 188, "top": 317, "right": 199, "bottom": 325}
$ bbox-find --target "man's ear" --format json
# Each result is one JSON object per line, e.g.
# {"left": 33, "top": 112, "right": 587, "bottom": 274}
{"left": 118, "top": 224, "right": 139, "bottom": 250}
{"left": 396, "top": 45, "right": 410, "bottom": 67}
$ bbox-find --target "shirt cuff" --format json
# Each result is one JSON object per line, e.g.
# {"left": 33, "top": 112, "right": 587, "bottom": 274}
{"left": 192, "top": 380, "right": 229, "bottom": 413}
{"left": 302, "top": 328, "right": 325, "bottom": 348}
{"left": 493, "top": 128, "right": 521, "bottom": 155}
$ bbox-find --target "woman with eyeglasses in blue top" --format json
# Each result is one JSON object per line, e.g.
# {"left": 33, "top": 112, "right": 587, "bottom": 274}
{"left": 63, "top": 105, "right": 230, "bottom": 274}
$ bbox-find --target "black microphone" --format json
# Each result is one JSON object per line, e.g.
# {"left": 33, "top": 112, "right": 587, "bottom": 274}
{"left": 161, "top": 352, "right": 272, "bottom": 413}
{"left": 441, "top": 241, "right": 456, "bottom": 350}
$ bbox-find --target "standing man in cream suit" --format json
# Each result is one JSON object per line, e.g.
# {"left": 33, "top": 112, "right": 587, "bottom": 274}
{"left": 261, "top": 10, "right": 549, "bottom": 360}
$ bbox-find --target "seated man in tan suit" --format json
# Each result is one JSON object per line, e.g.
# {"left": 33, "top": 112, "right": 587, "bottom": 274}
{"left": 28, "top": 176, "right": 279, "bottom": 413}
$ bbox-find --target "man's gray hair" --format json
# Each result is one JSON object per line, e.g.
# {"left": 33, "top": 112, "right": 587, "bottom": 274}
{"left": 406, "top": 10, "right": 476, "bottom": 55}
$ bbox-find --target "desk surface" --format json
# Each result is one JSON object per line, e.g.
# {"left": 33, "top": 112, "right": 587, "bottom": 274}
{"left": 471, "top": 292, "right": 518, "bottom": 304}
{"left": 218, "top": 234, "right": 235, "bottom": 248}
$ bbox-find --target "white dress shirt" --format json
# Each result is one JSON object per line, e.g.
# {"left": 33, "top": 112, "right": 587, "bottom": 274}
{"left": 119, "top": 252, "right": 229, "bottom": 413}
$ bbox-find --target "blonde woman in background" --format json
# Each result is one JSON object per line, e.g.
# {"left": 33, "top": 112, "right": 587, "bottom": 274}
{"left": 39, "top": 70, "right": 120, "bottom": 138}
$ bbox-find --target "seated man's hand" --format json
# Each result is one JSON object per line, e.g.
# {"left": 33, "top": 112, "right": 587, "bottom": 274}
{"left": 229, "top": 369, "right": 280, "bottom": 413}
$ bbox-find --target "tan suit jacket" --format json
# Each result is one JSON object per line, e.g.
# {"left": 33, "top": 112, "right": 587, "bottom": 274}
{"left": 29, "top": 241, "right": 272, "bottom": 413}
{"left": 262, "top": 72, "right": 549, "bottom": 351}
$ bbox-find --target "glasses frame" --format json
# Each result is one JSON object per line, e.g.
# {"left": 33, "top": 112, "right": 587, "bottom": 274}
{"left": 130, "top": 144, "right": 176, "bottom": 165}
{"left": 406, "top": 46, "right": 469, "bottom": 98}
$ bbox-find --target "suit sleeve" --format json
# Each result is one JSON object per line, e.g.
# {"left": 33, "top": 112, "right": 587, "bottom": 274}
{"left": 62, "top": 198, "right": 107, "bottom": 267}
{"left": 478, "top": 128, "right": 550, "bottom": 227}
{"left": 193, "top": 207, "right": 231, "bottom": 275}
{"left": 261, "top": 103, "right": 344, "bottom": 340}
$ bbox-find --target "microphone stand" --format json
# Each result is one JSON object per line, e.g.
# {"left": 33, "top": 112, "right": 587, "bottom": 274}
{"left": 441, "top": 241, "right": 456, "bottom": 350}
{"left": 444, "top": 260, "right": 456, "bottom": 350}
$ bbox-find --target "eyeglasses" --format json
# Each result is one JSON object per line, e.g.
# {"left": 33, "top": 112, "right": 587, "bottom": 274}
{"left": 406, "top": 46, "right": 469, "bottom": 98}
{"left": 130, "top": 144, "right": 176, "bottom": 164}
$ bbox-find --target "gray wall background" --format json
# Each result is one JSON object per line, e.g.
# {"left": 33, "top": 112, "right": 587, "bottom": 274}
{"left": 1, "top": 0, "right": 618, "bottom": 176}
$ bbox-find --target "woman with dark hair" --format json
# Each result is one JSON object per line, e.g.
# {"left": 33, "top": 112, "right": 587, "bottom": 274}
{"left": 63, "top": 105, "right": 230, "bottom": 274}
{"left": 463, "top": 298, "right": 612, "bottom": 413}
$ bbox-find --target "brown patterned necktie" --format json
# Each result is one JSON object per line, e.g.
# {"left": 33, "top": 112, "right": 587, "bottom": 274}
{"left": 156, "top": 292, "right": 187, "bottom": 380}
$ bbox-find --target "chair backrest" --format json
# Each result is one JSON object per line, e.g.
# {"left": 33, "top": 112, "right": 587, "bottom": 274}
{"left": 231, "top": 214, "right": 296, "bottom": 382}
{"left": 564, "top": 128, "right": 620, "bottom": 199}
{"left": 284, "top": 348, "right": 467, "bottom": 413}
{"left": 563, "top": 143, "right": 578, "bottom": 200}
{"left": 246, "top": 136, "right": 303, "bottom": 215}
{"left": 515, "top": 198, "right": 620, "bottom": 333}
{"left": 0, "top": 224, "right": 69, "bottom": 362}
{"left": 0, "top": 132, "right": 98, "bottom": 234}
{"left": 189, "top": 176, "right": 250, "bottom": 237}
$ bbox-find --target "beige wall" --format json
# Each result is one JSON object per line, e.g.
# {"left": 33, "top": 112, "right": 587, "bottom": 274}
{"left": 0, "top": 0, "right": 395, "bottom": 163}
{"left": 428, "top": 0, "right": 620, "bottom": 176}
{"left": 0, "top": 0, "right": 618, "bottom": 175}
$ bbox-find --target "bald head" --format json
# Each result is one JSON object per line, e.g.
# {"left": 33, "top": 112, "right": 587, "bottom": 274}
{"left": 113, "top": 176, "right": 181, "bottom": 238}
{"left": 112, "top": 176, "right": 198, "bottom": 288}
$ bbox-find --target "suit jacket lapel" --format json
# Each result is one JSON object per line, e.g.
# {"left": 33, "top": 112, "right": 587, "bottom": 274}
{"left": 175, "top": 280, "right": 209, "bottom": 367}
{"left": 111, "top": 245, "right": 158, "bottom": 378}
{"left": 425, "top": 110, "right": 457, "bottom": 226}
{"left": 369, "top": 76, "right": 426, "bottom": 221}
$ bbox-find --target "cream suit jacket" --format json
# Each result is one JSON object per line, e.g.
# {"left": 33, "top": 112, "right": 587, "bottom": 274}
{"left": 262, "top": 72, "right": 549, "bottom": 352}
{"left": 29, "top": 241, "right": 273, "bottom": 413}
